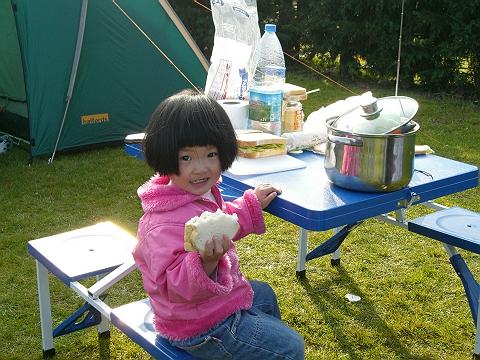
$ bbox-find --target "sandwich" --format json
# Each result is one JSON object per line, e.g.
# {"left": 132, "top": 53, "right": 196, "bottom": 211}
{"left": 184, "top": 209, "right": 239, "bottom": 252}
{"left": 236, "top": 131, "right": 287, "bottom": 158}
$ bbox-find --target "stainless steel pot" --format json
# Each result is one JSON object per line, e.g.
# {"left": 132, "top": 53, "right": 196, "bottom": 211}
{"left": 324, "top": 118, "right": 419, "bottom": 192}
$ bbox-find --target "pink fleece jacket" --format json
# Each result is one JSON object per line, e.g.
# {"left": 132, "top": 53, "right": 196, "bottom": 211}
{"left": 132, "top": 175, "right": 266, "bottom": 340}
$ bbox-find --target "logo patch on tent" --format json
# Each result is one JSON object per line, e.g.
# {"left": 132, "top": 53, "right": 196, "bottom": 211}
{"left": 81, "top": 113, "right": 110, "bottom": 125}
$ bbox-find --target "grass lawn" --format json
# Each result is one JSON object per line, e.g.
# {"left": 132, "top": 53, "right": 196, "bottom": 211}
{"left": 1, "top": 71, "right": 479, "bottom": 359}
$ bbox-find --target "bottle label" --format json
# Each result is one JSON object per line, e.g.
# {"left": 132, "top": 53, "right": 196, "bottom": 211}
{"left": 283, "top": 106, "right": 304, "bottom": 132}
{"left": 238, "top": 68, "right": 248, "bottom": 100}
{"left": 248, "top": 88, "right": 283, "bottom": 135}
{"left": 206, "top": 59, "right": 231, "bottom": 100}
{"left": 264, "top": 65, "right": 286, "bottom": 86}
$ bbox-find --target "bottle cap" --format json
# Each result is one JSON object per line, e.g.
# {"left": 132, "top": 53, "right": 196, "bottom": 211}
{"left": 265, "top": 24, "right": 276, "bottom": 33}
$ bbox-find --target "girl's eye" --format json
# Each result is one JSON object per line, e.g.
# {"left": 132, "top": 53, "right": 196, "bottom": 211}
{"left": 180, "top": 155, "right": 192, "bottom": 161}
{"left": 207, "top": 152, "right": 219, "bottom": 158}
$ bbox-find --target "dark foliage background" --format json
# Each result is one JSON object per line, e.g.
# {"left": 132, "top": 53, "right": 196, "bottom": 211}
{"left": 170, "top": 0, "right": 480, "bottom": 98}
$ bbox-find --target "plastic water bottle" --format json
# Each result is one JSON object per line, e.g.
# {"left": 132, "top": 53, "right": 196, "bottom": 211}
{"left": 251, "top": 24, "right": 286, "bottom": 88}
{"left": 248, "top": 24, "right": 286, "bottom": 136}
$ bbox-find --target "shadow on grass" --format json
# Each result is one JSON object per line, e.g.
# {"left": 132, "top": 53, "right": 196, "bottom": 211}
{"left": 98, "top": 332, "right": 111, "bottom": 360}
{"left": 299, "top": 264, "right": 434, "bottom": 360}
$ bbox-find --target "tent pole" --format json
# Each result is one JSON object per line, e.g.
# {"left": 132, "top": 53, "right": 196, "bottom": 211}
{"left": 48, "top": 0, "right": 89, "bottom": 164}
{"left": 395, "top": 0, "right": 405, "bottom": 97}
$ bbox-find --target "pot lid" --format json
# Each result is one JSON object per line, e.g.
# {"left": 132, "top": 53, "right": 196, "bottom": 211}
{"left": 332, "top": 95, "right": 419, "bottom": 134}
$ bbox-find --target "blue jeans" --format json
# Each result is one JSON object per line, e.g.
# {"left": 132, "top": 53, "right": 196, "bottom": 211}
{"left": 164, "top": 280, "right": 304, "bottom": 359}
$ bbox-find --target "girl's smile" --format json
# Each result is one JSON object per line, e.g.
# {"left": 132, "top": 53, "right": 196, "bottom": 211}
{"left": 169, "top": 145, "right": 222, "bottom": 195}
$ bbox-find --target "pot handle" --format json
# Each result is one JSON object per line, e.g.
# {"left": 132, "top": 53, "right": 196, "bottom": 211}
{"left": 327, "top": 134, "right": 363, "bottom": 147}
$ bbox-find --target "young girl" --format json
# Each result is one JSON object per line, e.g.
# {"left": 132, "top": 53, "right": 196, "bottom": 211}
{"left": 133, "top": 89, "right": 304, "bottom": 359}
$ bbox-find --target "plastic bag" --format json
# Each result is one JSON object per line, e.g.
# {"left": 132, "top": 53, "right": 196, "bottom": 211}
{"left": 205, "top": 0, "right": 260, "bottom": 100}
{"left": 303, "top": 91, "right": 374, "bottom": 138}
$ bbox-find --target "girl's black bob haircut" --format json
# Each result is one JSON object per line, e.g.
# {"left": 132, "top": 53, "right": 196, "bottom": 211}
{"left": 143, "top": 89, "right": 238, "bottom": 175}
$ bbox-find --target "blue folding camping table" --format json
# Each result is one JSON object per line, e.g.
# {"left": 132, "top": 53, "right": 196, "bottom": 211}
{"left": 220, "top": 151, "right": 478, "bottom": 275}
{"left": 29, "top": 146, "right": 479, "bottom": 359}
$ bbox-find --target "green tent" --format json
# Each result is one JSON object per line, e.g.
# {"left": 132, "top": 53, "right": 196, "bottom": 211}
{"left": 0, "top": 0, "right": 208, "bottom": 159}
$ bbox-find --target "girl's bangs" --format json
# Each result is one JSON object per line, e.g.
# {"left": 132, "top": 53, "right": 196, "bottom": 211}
{"left": 177, "top": 110, "right": 222, "bottom": 149}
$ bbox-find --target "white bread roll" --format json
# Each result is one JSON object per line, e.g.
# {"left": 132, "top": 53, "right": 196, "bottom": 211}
{"left": 184, "top": 209, "right": 240, "bottom": 252}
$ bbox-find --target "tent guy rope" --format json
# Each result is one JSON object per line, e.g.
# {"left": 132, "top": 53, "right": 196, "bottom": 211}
{"left": 283, "top": 52, "right": 358, "bottom": 96}
{"left": 111, "top": 0, "right": 201, "bottom": 94}
{"left": 193, "top": 0, "right": 211, "bottom": 12}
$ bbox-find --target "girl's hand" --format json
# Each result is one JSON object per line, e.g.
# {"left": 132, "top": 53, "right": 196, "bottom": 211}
{"left": 200, "top": 235, "right": 231, "bottom": 276}
{"left": 254, "top": 184, "right": 282, "bottom": 209}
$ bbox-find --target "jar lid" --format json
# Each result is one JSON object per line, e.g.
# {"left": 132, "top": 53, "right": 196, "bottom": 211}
{"left": 332, "top": 95, "right": 418, "bottom": 134}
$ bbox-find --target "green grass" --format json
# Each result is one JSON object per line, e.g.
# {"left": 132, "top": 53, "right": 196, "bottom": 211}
{"left": 1, "top": 71, "right": 479, "bottom": 359}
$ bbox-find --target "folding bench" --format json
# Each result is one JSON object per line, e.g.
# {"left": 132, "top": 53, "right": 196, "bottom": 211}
{"left": 110, "top": 298, "right": 194, "bottom": 359}
{"left": 28, "top": 221, "right": 196, "bottom": 359}
{"left": 408, "top": 206, "right": 480, "bottom": 358}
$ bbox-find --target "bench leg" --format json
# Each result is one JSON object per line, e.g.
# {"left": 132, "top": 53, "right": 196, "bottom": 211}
{"left": 95, "top": 274, "right": 110, "bottom": 337}
{"left": 449, "top": 252, "right": 480, "bottom": 358}
{"left": 475, "top": 279, "right": 480, "bottom": 358}
{"left": 35, "top": 261, "right": 55, "bottom": 357}
{"left": 449, "top": 253, "right": 480, "bottom": 325}
{"left": 97, "top": 314, "right": 110, "bottom": 338}
{"left": 475, "top": 313, "right": 480, "bottom": 358}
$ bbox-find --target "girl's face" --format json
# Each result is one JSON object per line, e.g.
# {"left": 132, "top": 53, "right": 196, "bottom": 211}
{"left": 169, "top": 145, "right": 222, "bottom": 195}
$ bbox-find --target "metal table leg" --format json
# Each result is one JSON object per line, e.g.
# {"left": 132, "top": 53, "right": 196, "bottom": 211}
{"left": 331, "top": 228, "right": 341, "bottom": 266}
{"left": 296, "top": 227, "right": 308, "bottom": 278}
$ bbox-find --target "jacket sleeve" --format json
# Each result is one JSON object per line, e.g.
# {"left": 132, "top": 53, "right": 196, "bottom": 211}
{"left": 222, "top": 189, "right": 266, "bottom": 240}
{"left": 134, "top": 223, "right": 236, "bottom": 304}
